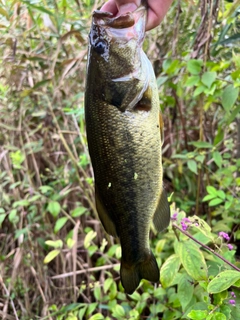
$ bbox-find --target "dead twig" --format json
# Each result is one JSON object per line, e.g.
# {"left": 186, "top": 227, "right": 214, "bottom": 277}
{"left": 51, "top": 263, "right": 120, "bottom": 280}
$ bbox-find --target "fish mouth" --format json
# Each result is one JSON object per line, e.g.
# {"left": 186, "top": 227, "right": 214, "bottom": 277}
{"left": 91, "top": 6, "right": 146, "bottom": 42}
{"left": 93, "top": 10, "right": 135, "bottom": 29}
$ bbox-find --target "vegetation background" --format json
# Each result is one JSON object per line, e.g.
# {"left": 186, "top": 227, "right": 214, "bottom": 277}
{"left": 0, "top": 0, "right": 240, "bottom": 319}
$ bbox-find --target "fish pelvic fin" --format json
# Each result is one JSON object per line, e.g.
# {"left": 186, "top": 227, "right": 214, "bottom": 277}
{"left": 95, "top": 187, "right": 118, "bottom": 237}
{"left": 120, "top": 251, "right": 159, "bottom": 294}
{"left": 153, "top": 188, "right": 170, "bottom": 232}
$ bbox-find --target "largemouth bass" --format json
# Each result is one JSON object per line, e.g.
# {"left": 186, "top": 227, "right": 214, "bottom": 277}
{"left": 85, "top": 3, "right": 170, "bottom": 294}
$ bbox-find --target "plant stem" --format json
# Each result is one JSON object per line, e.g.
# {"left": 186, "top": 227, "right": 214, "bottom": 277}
{"left": 172, "top": 223, "right": 240, "bottom": 272}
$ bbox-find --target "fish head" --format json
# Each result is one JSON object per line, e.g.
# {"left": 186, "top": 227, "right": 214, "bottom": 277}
{"left": 88, "top": 7, "right": 146, "bottom": 77}
{"left": 86, "top": 6, "right": 149, "bottom": 109}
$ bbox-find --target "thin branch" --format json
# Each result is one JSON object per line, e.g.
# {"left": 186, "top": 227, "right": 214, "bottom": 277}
{"left": 0, "top": 276, "right": 19, "bottom": 320}
{"left": 51, "top": 263, "right": 120, "bottom": 280}
{"left": 172, "top": 223, "right": 240, "bottom": 272}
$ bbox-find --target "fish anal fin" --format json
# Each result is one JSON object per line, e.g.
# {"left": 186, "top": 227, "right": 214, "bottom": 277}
{"left": 95, "top": 188, "right": 118, "bottom": 237}
{"left": 153, "top": 189, "right": 170, "bottom": 232}
{"left": 120, "top": 251, "right": 159, "bottom": 294}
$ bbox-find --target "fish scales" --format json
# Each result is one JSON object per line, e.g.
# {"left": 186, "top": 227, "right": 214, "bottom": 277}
{"left": 85, "top": 3, "right": 170, "bottom": 294}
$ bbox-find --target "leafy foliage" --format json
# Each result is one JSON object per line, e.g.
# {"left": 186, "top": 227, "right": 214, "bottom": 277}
{"left": 0, "top": 0, "right": 239, "bottom": 319}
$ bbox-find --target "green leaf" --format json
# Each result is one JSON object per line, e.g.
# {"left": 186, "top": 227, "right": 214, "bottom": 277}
{"left": 216, "top": 190, "right": 225, "bottom": 200}
{"left": 44, "top": 249, "right": 60, "bottom": 263}
{"left": 187, "top": 160, "right": 198, "bottom": 175}
{"left": 209, "top": 312, "right": 226, "bottom": 320}
{"left": 22, "top": 1, "right": 54, "bottom": 15}
{"left": 160, "top": 254, "right": 181, "bottom": 288}
{"left": 209, "top": 198, "right": 224, "bottom": 206}
{"left": 213, "top": 151, "right": 222, "bottom": 168}
{"left": 202, "top": 194, "right": 216, "bottom": 202}
{"left": 86, "top": 303, "right": 98, "bottom": 316}
{"left": 178, "top": 274, "right": 194, "bottom": 311}
{"left": 0, "top": 213, "right": 7, "bottom": 227}
{"left": 39, "top": 185, "right": 54, "bottom": 194}
{"left": 88, "top": 313, "right": 104, "bottom": 320}
{"left": 222, "top": 85, "right": 239, "bottom": 112}
{"left": 195, "top": 154, "right": 205, "bottom": 163}
{"left": 219, "top": 305, "right": 231, "bottom": 319}
{"left": 67, "top": 238, "right": 75, "bottom": 249}
{"left": 193, "top": 85, "right": 206, "bottom": 97}
{"left": 189, "top": 141, "right": 213, "bottom": 148}
{"left": 103, "top": 278, "right": 113, "bottom": 293}
{"left": 112, "top": 305, "right": 125, "bottom": 318}
{"left": 187, "top": 310, "right": 208, "bottom": 320}
{"left": 9, "top": 209, "right": 19, "bottom": 224}
{"left": 187, "top": 59, "right": 203, "bottom": 75}
{"left": 157, "top": 76, "right": 168, "bottom": 86}
{"left": 45, "top": 240, "right": 63, "bottom": 248}
{"left": 206, "top": 186, "right": 218, "bottom": 196}
{"left": 201, "top": 72, "right": 217, "bottom": 88}
{"left": 71, "top": 206, "right": 87, "bottom": 217}
{"left": 185, "top": 75, "right": 200, "bottom": 87}
{"left": 93, "top": 285, "right": 102, "bottom": 301}
{"left": 47, "top": 201, "right": 61, "bottom": 218}
{"left": 231, "top": 69, "right": 240, "bottom": 81}
{"left": 214, "top": 129, "right": 224, "bottom": 145}
{"left": 0, "top": 7, "right": 9, "bottom": 18}
{"left": 84, "top": 230, "right": 97, "bottom": 249}
{"left": 54, "top": 217, "right": 68, "bottom": 233}
{"left": 13, "top": 200, "right": 30, "bottom": 208}
{"left": 171, "top": 154, "right": 188, "bottom": 159}
{"left": 33, "top": 79, "right": 51, "bottom": 89}
{"left": 78, "top": 305, "right": 87, "bottom": 319}
{"left": 65, "top": 314, "right": 78, "bottom": 320}
{"left": 179, "top": 241, "right": 208, "bottom": 281}
{"left": 207, "top": 270, "right": 240, "bottom": 293}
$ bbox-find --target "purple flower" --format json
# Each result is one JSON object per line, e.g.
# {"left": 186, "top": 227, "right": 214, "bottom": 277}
{"left": 171, "top": 213, "right": 178, "bottom": 221}
{"left": 218, "top": 232, "right": 230, "bottom": 241}
{"left": 227, "top": 244, "right": 233, "bottom": 251}
{"left": 181, "top": 221, "right": 188, "bottom": 231}
{"left": 229, "top": 299, "right": 236, "bottom": 306}
{"left": 182, "top": 217, "right": 191, "bottom": 223}
{"left": 231, "top": 292, "right": 236, "bottom": 298}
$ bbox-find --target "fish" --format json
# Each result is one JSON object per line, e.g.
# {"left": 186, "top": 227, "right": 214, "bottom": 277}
{"left": 84, "top": 2, "right": 170, "bottom": 294}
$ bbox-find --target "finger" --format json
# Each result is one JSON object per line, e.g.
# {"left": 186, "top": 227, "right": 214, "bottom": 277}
{"left": 146, "top": 9, "right": 160, "bottom": 31}
{"left": 101, "top": 0, "right": 140, "bottom": 15}
{"left": 101, "top": 0, "right": 118, "bottom": 14}
{"left": 146, "top": 0, "right": 173, "bottom": 31}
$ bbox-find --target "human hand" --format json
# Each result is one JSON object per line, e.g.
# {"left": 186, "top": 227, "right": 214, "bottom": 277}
{"left": 101, "top": 0, "right": 173, "bottom": 31}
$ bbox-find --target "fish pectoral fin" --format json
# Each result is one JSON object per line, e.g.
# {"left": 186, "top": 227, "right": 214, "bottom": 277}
{"left": 120, "top": 251, "right": 159, "bottom": 294}
{"left": 95, "top": 188, "right": 118, "bottom": 237}
{"left": 134, "top": 85, "right": 152, "bottom": 112}
{"left": 153, "top": 189, "right": 170, "bottom": 232}
{"left": 159, "top": 112, "right": 164, "bottom": 145}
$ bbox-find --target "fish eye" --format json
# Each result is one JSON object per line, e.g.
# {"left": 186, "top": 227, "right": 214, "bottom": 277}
{"left": 94, "top": 39, "right": 107, "bottom": 54}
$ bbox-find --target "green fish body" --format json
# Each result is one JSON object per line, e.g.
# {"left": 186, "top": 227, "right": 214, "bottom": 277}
{"left": 85, "top": 4, "right": 170, "bottom": 294}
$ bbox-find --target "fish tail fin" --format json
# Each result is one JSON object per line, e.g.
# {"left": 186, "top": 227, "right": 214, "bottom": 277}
{"left": 120, "top": 251, "right": 159, "bottom": 294}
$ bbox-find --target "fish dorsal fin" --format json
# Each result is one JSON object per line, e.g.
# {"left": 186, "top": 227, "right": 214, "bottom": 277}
{"left": 95, "top": 187, "right": 118, "bottom": 237}
{"left": 153, "top": 189, "right": 170, "bottom": 232}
